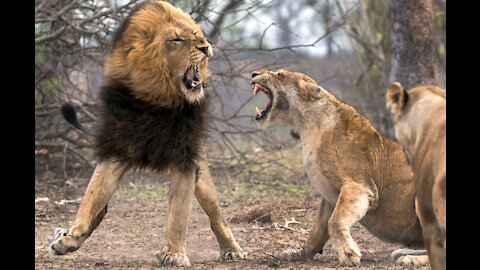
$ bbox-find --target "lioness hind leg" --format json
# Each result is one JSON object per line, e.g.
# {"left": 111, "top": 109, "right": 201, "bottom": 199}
{"left": 194, "top": 147, "right": 247, "bottom": 260}
{"left": 328, "top": 182, "right": 374, "bottom": 266}
{"left": 49, "top": 161, "right": 127, "bottom": 255}
{"left": 157, "top": 168, "right": 196, "bottom": 267}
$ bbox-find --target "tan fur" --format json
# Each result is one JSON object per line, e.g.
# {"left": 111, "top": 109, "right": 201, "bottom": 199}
{"left": 50, "top": 146, "right": 247, "bottom": 266}
{"left": 252, "top": 70, "right": 424, "bottom": 266}
{"left": 386, "top": 82, "right": 446, "bottom": 270}
{"left": 49, "top": 1, "right": 246, "bottom": 266}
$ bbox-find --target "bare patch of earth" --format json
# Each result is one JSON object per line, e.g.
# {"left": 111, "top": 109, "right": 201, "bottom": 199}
{"left": 35, "top": 169, "right": 430, "bottom": 269}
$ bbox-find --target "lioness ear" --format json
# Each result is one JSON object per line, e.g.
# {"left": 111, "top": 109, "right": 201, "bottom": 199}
{"left": 299, "top": 81, "right": 323, "bottom": 100}
{"left": 386, "top": 82, "right": 408, "bottom": 110}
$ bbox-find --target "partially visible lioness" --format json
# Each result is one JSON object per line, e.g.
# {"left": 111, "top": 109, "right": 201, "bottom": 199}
{"left": 386, "top": 82, "right": 446, "bottom": 270}
{"left": 251, "top": 69, "right": 425, "bottom": 266}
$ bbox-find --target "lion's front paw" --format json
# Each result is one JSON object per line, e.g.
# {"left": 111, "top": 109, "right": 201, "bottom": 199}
{"left": 222, "top": 250, "right": 248, "bottom": 260}
{"left": 157, "top": 252, "right": 191, "bottom": 267}
{"left": 49, "top": 227, "right": 84, "bottom": 255}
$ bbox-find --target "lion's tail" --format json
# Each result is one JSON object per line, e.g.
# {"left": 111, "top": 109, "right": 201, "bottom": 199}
{"left": 60, "top": 103, "right": 93, "bottom": 136}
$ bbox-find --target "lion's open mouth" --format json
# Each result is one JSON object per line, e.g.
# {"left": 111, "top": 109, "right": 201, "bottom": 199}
{"left": 183, "top": 65, "right": 203, "bottom": 90}
{"left": 252, "top": 83, "right": 273, "bottom": 120}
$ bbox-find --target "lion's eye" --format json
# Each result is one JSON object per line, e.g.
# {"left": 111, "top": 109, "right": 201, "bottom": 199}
{"left": 172, "top": 38, "right": 184, "bottom": 43}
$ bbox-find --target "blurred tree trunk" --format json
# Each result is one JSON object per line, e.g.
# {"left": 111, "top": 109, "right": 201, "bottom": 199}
{"left": 389, "top": 0, "right": 444, "bottom": 89}
{"left": 207, "top": 0, "right": 243, "bottom": 42}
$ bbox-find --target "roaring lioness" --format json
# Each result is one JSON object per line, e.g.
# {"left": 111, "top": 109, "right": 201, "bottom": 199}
{"left": 251, "top": 69, "right": 425, "bottom": 266}
{"left": 49, "top": 1, "right": 246, "bottom": 266}
{"left": 386, "top": 82, "right": 446, "bottom": 270}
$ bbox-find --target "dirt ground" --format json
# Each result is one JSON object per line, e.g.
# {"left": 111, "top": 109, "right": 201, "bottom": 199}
{"left": 35, "top": 167, "right": 430, "bottom": 270}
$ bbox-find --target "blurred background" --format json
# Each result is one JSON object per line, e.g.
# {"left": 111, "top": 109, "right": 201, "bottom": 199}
{"left": 35, "top": 0, "right": 446, "bottom": 189}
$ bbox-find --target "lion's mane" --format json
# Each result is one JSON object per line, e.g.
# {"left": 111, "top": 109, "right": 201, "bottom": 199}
{"left": 94, "top": 0, "right": 209, "bottom": 173}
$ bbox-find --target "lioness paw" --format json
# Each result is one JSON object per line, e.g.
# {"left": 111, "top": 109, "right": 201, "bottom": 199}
{"left": 396, "top": 255, "right": 430, "bottom": 267}
{"left": 332, "top": 243, "right": 361, "bottom": 266}
{"left": 157, "top": 252, "right": 191, "bottom": 267}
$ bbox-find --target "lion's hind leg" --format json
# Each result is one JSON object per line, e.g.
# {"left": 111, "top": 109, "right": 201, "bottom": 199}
{"left": 157, "top": 167, "right": 196, "bottom": 267}
{"left": 49, "top": 161, "right": 126, "bottom": 255}
{"left": 194, "top": 148, "right": 247, "bottom": 260}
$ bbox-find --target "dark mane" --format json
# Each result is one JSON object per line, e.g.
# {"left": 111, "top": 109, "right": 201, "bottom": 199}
{"left": 94, "top": 83, "right": 207, "bottom": 173}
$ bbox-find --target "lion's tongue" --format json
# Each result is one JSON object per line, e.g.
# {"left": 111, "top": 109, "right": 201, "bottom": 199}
{"left": 187, "top": 66, "right": 200, "bottom": 82}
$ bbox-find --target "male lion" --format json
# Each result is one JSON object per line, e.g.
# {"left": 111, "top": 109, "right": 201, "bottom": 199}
{"left": 386, "top": 82, "right": 446, "bottom": 270}
{"left": 251, "top": 69, "right": 426, "bottom": 266}
{"left": 49, "top": 1, "right": 247, "bottom": 266}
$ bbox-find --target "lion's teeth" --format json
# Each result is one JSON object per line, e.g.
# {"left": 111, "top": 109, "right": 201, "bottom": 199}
{"left": 255, "top": 106, "right": 261, "bottom": 115}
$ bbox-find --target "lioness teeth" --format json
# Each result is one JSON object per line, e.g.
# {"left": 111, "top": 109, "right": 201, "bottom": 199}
{"left": 253, "top": 84, "right": 259, "bottom": 97}
{"left": 255, "top": 106, "right": 261, "bottom": 115}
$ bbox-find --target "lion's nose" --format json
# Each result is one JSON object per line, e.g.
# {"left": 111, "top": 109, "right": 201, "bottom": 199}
{"left": 252, "top": 71, "right": 261, "bottom": 78}
{"left": 196, "top": 45, "right": 211, "bottom": 57}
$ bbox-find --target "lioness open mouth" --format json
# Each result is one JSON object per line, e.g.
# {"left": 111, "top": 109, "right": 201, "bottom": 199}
{"left": 183, "top": 65, "right": 203, "bottom": 90}
{"left": 252, "top": 83, "right": 273, "bottom": 120}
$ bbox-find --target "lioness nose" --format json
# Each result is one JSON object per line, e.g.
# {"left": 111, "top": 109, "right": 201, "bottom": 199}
{"left": 196, "top": 45, "right": 211, "bottom": 57}
{"left": 252, "top": 71, "right": 261, "bottom": 78}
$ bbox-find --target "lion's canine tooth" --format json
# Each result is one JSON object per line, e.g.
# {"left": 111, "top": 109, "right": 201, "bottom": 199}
{"left": 255, "top": 106, "right": 261, "bottom": 115}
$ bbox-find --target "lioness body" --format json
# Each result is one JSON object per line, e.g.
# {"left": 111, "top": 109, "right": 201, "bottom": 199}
{"left": 251, "top": 70, "right": 423, "bottom": 266}
{"left": 386, "top": 83, "right": 446, "bottom": 270}
{"left": 301, "top": 102, "right": 422, "bottom": 244}
{"left": 49, "top": 1, "right": 246, "bottom": 266}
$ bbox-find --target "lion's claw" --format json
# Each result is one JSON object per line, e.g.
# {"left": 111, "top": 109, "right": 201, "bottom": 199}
{"left": 223, "top": 250, "right": 248, "bottom": 260}
{"left": 157, "top": 252, "right": 191, "bottom": 267}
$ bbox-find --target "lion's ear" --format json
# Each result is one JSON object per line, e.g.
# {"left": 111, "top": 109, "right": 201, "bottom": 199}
{"left": 386, "top": 82, "right": 408, "bottom": 110}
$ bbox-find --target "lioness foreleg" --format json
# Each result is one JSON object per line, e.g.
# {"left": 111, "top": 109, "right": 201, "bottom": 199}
{"left": 157, "top": 168, "right": 196, "bottom": 267}
{"left": 303, "top": 198, "right": 334, "bottom": 259}
{"left": 194, "top": 150, "right": 247, "bottom": 260}
{"left": 328, "top": 181, "right": 375, "bottom": 266}
{"left": 49, "top": 161, "right": 127, "bottom": 255}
